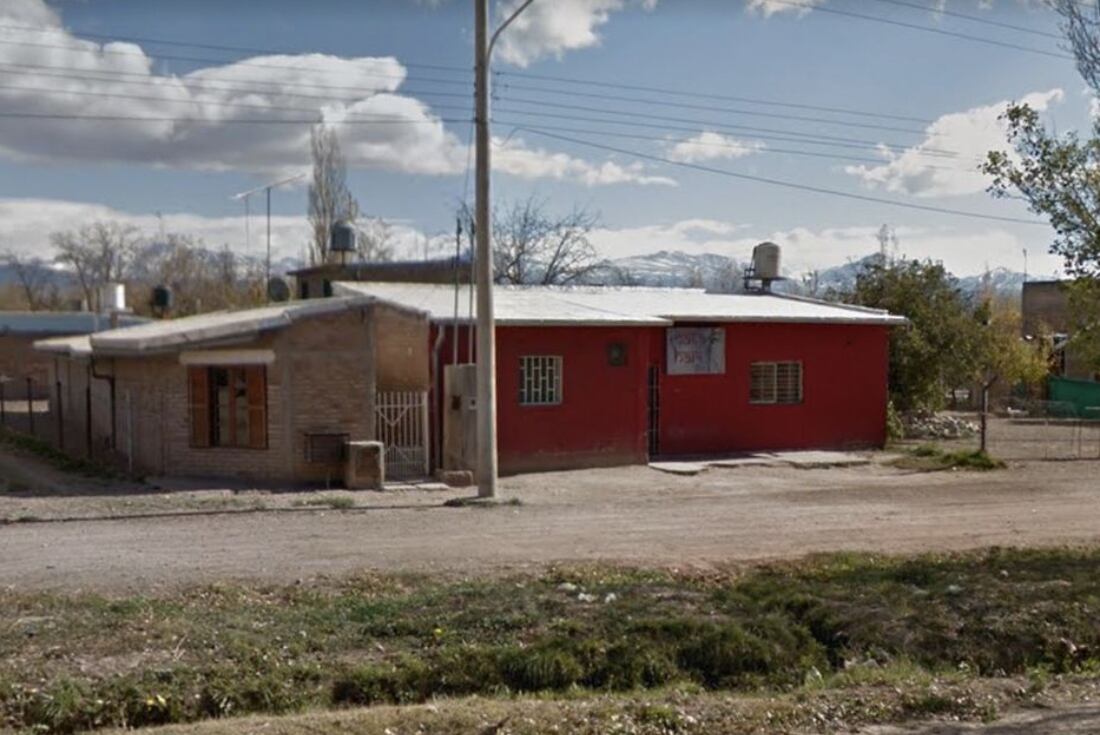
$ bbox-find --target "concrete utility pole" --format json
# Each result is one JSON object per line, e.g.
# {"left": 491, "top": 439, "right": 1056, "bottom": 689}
{"left": 474, "top": 0, "right": 534, "bottom": 498}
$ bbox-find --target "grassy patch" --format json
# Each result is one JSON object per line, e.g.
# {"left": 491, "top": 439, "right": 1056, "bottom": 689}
{"left": 891, "top": 444, "right": 1006, "bottom": 472}
{"left": 4, "top": 549, "right": 1100, "bottom": 732}
{"left": 0, "top": 427, "right": 121, "bottom": 480}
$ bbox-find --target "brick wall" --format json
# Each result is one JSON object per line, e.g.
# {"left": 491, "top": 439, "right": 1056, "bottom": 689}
{"left": 0, "top": 334, "right": 53, "bottom": 399}
{"left": 48, "top": 302, "right": 430, "bottom": 485}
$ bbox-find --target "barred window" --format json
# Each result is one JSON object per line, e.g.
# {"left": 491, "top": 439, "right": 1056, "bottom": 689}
{"left": 750, "top": 361, "right": 803, "bottom": 405}
{"left": 519, "top": 356, "right": 562, "bottom": 406}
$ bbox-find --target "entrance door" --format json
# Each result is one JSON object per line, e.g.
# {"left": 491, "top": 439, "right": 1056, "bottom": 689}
{"left": 646, "top": 365, "right": 660, "bottom": 458}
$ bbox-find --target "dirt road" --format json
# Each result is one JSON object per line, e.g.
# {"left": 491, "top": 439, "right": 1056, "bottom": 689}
{"left": 2, "top": 458, "right": 1099, "bottom": 591}
{"left": 864, "top": 705, "right": 1100, "bottom": 733}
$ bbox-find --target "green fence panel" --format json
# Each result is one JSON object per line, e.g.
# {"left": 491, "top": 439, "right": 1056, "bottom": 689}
{"left": 1049, "top": 376, "right": 1100, "bottom": 418}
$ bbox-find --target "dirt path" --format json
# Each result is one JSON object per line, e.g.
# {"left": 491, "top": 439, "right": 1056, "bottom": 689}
{"left": 863, "top": 705, "right": 1100, "bottom": 733}
{"left": 2, "top": 458, "right": 1099, "bottom": 592}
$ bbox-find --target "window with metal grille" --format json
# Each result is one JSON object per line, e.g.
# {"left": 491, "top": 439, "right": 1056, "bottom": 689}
{"left": 519, "top": 355, "right": 563, "bottom": 406}
{"left": 750, "top": 361, "right": 803, "bottom": 405}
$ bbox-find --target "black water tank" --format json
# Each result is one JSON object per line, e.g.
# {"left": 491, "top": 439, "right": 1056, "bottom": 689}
{"left": 151, "top": 285, "right": 172, "bottom": 310}
{"left": 330, "top": 221, "right": 356, "bottom": 254}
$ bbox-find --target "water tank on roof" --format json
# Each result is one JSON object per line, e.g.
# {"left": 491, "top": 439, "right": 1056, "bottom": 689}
{"left": 151, "top": 284, "right": 173, "bottom": 311}
{"left": 330, "top": 221, "right": 357, "bottom": 254}
{"left": 751, "top": 242, "right": 781, "bottom": 281}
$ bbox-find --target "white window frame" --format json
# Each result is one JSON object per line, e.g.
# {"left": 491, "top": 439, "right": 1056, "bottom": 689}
{"left": 519, "top": 355, "right": 563, "bottom": 406}
{"left": 750, "top": 361, "right": 803, "bottom": 405}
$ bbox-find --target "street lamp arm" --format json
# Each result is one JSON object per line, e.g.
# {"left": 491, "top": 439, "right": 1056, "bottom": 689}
{"left": 488, "top": 0, "right": 535, "bottom": 58}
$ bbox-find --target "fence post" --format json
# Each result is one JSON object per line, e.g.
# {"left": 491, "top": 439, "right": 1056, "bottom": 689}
{"left": 0, "top": 377, "right": 6, "bottom": 428}
{"left": 26, "top": 377, "right": 34, "bottom": 436}
{"left": 56, "top": 380, "right": 64, "bottom": 450}
{"left": 980, "top": 384, "right": 988, "bottom": 454}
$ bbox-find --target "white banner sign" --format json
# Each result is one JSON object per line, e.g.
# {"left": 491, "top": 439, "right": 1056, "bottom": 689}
{"left": 666, "top": 327, "right": 725, "bottom": 375}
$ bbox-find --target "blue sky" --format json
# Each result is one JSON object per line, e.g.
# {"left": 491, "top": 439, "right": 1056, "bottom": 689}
{"left": 0, "top": 0, "right": 1088, "bottom": 277}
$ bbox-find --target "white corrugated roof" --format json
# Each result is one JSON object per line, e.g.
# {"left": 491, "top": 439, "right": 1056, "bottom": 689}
{"left": 0, "top": 311, "right": 148, "bottom": 336}
{"left": 335, "top": 282, "right": 906, "bottom": 327}
{"left": 76, "top": 296, "right": 398, "bottom": 356}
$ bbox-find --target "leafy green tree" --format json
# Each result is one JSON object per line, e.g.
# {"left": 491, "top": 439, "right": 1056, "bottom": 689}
{"left": 970, "top": 299, "right": 1050, "bottom": 450}
{"left": 838, "top": 258, "right": 980, "bottom": 412}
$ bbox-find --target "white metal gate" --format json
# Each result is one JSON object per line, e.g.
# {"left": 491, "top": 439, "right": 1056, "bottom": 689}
{"left": 375, "top": 390, "right": 430, "bottom": 481}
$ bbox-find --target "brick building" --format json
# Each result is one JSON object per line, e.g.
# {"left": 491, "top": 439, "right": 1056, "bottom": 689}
{"left": 37, "top": 296, "right": 428, "bottom": 484}
{"left": 1022, "top": 280, "right": 1099, "bottom": 381}
{"left": 0, "top": 312, "right": 146, "bottom": 400}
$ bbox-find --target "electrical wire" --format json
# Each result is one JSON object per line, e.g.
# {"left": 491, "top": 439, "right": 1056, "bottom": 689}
{"left": 0, "top": 37, "right": 474, "bottom": 85}
{"left": 0, "top": 23, "right": 473, "bottom": 74}
{"left": 492, "top": 120, "right": 977, "bottom": 171}
{"left": 765, "top": 0, "right": 1072, "bottom": 59}
{"left": 0, "top": 81, "right": 473, "bottom": 116}
{"left": 496, "top": 91, "right": 929, "bottom": 136}
{"left": 0, "top": 111, "right": 468, "bottom": 125}
{"left": 493, "top": 106, "right": 968, "bottom": 160}
{"left": 514, "top": 126, "right": 1043, "bottom": 226}
{"left": 495, "top": 72, "right": 931, "bottom": 124}
{"left": 866, "top": 0, "right": 1063, "bottom": 40}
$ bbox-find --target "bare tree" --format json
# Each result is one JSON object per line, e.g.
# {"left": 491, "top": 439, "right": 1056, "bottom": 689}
{"left": 1056, "top": 1, "right": 1100, "bottom": 97}
{"left": 356, "top": 216, "right": 395, "bottom": 262}
{"left": 473, "top": 196, "right": 600, "bottom": 285}
{"left": 50, "top": 221, "right": 140, "bottom": 310}
{"left": 129, "top": 234, "right": 264, "bottom": 316}
{"left": 307, "top": 125, "right": 360, "bottom": 266}
{"left": 0, "top": 250, "right": 60, "bottom": 310}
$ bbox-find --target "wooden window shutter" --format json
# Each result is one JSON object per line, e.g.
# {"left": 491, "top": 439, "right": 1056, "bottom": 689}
{"left": 188, "top": 367, "right": 211, "bottom": 448}
{"left": 245, "top": 366, "right": 268, "bottom": 449}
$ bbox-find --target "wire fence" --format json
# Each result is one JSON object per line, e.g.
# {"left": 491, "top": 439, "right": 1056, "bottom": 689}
{"left": 984, "top": 399, "right": 1100, "bottom": 461}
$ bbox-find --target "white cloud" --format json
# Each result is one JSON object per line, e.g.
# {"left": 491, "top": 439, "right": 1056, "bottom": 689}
{"left": 844, "top": 89, "right": 1065, "bottom": 198}
{"left": 666, "top": 132, "right": 764, "bottom": 163}
{"left": 0, "top": 1, "right": 661, "bottom": 187}
{"left": 745, "top": 0, "right": 825, "bottom": 18}
{"left": 494, "top": 135, "right": 676, "bottom": 186}
{"left": 0, "top": 197, "right": 442, "bottom": 264}
{"left": 590, "top": 218, "right": 1058, "bottom": 277}
{"left": 494, "top": 0, "right": 655, "bottom": 67}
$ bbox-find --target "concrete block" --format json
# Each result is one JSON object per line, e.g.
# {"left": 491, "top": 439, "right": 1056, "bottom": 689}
{"left": 346, "top": 440, "right": 384, "bottom": 490}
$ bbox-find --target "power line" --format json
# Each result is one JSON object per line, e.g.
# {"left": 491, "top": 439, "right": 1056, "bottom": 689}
{"left": 0, "top": 80, "right": 472, "bottom": 115}
{"left": 0, "top": 23, "right": 473, "bottom": 74}
{"left": 493, "top": 106, "right": 967, "bottom": 160}
{"left": 516, "top": 126, "right": 1043, "bottom": 226}
{"left": 0, "top": 111, "right": 469, "bottom": 125}
{"left": 866, "top": 0, "right": 1063, "bottom": 40}
{"left": 496, "top": 91, "right": 929, "bottom": 136}
{"left": 766, "top": 0, "right": 1072, "bottom": 59}
{"left": 0, "top": 37, "right": 475, "bottom": 85}
{"left": 0, "top": 63, "right": 473, "bottom": 104}
{"left": 495, "top": 71, "right": 931, "bottom": 124}
{"left": 492, "top": 120, "right": 976, "bottom": 171}
{"left": 0, "top": 60, "right": 471, "bottom": 96}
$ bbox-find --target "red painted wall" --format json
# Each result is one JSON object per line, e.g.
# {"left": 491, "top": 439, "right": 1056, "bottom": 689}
{"left": 657, "top": 322, "right": 891, "bottom": 455}
{"left": 430, "top": 321, "right": 890, "bottom": 474}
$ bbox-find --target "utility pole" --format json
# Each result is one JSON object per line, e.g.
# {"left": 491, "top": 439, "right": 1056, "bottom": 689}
{"left": 474, "top": 0, "right": 497, "bottom": 498}
{"left": 473, "top": 0, "right": 534, "bottom": 498}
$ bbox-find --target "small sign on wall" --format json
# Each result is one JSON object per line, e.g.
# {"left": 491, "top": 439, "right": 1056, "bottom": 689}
{"left": 666, "top": 327, "right": 725, "bottom": 375}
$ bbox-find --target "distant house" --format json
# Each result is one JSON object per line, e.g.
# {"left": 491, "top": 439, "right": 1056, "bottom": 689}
{"left": 336, "top": 282, "right": 905, "bottom": 475}
{"left": 1022, "top": 280, "right": 1099, "bottom": 382}
{"left": 288, "top": 255, "right": 469, "bottom": 301}
{"left": 0, "top": 311, "right": 147, "bottom": 400}
{"left": 36, "top": 297, "right": 429, "bottom": 483}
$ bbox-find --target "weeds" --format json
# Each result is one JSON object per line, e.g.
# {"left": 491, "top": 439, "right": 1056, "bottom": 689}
{"left": 293, "top": 495, "right": 355, "bottom": 510}
{"left": 891, "top": 445, "right": 1006, "bottom": 472}
{"left": 4, "top": 548, "right": 1100, "bottom": 732}
{"left": 0, "top": 427, "right": 121, "bottom": 480}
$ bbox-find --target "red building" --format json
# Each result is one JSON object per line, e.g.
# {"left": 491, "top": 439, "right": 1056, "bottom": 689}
{"left": 337, "top": 282, "right": 904, "bottom": 475}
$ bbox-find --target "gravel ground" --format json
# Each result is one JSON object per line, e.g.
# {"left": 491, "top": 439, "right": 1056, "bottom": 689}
{"left": 1, "top": 446, "right": 1099, "bottom": 592}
